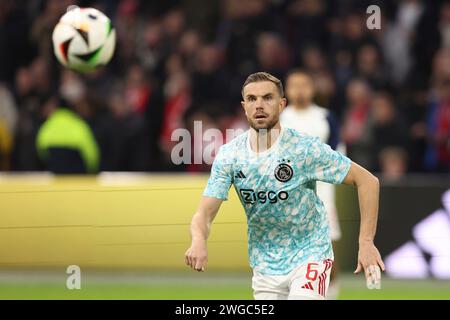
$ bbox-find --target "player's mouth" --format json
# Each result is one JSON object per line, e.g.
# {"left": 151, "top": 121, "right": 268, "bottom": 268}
{"left": 254, "top": 113, "right": 268, "bottom": 120}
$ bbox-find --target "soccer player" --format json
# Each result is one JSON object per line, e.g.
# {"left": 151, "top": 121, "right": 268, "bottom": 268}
{"left": 185, "top": 72, "right": 384, "bottom": 300}
{"left": 280, "top": 70, "right": 344, "bottom": 299}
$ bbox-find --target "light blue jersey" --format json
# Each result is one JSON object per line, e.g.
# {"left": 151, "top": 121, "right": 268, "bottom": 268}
{"left": 203, "top": 128, "right": 351, "bottom": 275}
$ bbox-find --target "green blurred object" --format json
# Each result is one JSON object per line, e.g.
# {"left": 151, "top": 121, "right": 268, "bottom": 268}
{"left": 36, "top": 108, "right": 100, "bottom": 173}
{"left": 0, "top": 272, "right": 449, "bottom": 300}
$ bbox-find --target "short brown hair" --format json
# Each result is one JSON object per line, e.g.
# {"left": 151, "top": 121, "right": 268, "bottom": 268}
{"left": 242, "top": 72, "right": 284, "bottom": 98}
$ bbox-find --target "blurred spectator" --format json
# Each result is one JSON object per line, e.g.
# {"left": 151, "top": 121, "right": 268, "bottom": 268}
{"left": 184, "top": 107, "right": 223, "bottom": 173}
{"left": 31, "top": 0, "right": 73, "bottom": 62}
{"left": 298, "top": 46, "right": 337, "bottom": 109}
{"left": 425, "top": 75, "right": 450, "bottom": 172}
{"left": 11, "top": 62, "right": 47, "bottom": 171}
{"left": 0, "top": 84, "right": 17, "bottom": 170}
{"left": 30, "top": 56, "right": 54, "bottom": 97}
{"left": 114, "top": 0, "right": 144, "bottom": 66}
{"left": 136, "top": 20, "right": 168, "bottom": 77}
{"left": 330, "top": 11, "right": 376, "bottom": 62}
{"left": 181, "top": 0, "right": 220, "bottom": 41}
{"left": 356, "top": 43, "right": 388, "bottom": 90}
{"left": 382, "top": 0, "right": 424, "bottom": 86}
{"left": 256, "top": 32, "right": 291, "bottom": 80}
{"left": 0, "top": 0, "right": 448, "bottom": 173}
{"left": 160, "top": 54, "right": 191, "bottom": 159}
{"left": 410, "top": 0, "right": 447, "bottom": 89}
{"left": 191, "top": 44, "right": 232, "bottom": 111}
{"left": 100, "top": 89, "right": 150, "bottom": 171}
{"left": 0, "top": 120, "right": 13, "bottom": 171}
{"left": 0, "top": 0, "right": 35, "bottom": 83}
{"left": 0, "top": 84, "right": 18, "bottom": 140}
{"left": 125, "top": 65, "right": 152, "bottom": 114}
{"left": 178, "top": 29, "right": 202, "bottom": 71}
{"left": 341, "top": 78, "right": 373, "bottom": 168}
{"left": 371, "top": 92, "right": 409, "bottom": 171}
{"left": 220, "top": 0, "right": 280, "bottom": 76}
{"left": 440, "top": 1, "right": 450, "bottom": 49}
{"left": 36, "top": 96, "right": 100, "bottom": 174}
{"left": 312, "top": 71, "right": 336, "bottom": 111}
{"left": 60, "top": 70, "right": 86, "bottom": 106}
{"left": 162, "top": 8, "right": 186, "bottom": 48}
{"left": 379, "top": 146, "right": 409, "bottom": 181}
{"left": 432, "top": 48, "right": 450, "bottom": 81}
{"left": 300, "top": 45, "right": 328, "bottom": 76}
{"left": 285, "top": 0, "right": 328, "bottom": 52}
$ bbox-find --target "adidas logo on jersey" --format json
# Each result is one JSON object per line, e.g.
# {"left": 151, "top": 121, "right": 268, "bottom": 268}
{"left": 235, "top": 171, "right": 246, "bottom": 179}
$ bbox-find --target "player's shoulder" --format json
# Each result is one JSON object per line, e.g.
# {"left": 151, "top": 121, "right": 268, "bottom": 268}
{"left": 283, "top": 128, "right": 336, "bottom": 167}
{"left": 284, "top": 127, "right": 319, "bottom": 143}
{"left": 282, "top": 128, "right": 321, "bottom": 155}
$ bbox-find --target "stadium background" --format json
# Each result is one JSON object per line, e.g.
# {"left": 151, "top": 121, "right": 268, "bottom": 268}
{"left": 0, "top": 0, "right": 449, "bottom": 299}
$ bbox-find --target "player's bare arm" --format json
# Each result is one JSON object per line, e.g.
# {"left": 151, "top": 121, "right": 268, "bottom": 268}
{"left": 342, "top": 162, "right": 386, "bottom": 287}
{"left": 185, "top": 196, "right": 223, "bottom": 272}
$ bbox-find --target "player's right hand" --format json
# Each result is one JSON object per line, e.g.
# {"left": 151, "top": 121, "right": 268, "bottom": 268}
{"left": 185, "top": 243, "right": 208, "bottom": 272}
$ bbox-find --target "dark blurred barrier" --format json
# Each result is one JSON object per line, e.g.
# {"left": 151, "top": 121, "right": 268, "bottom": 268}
{"left": 336, "top": 176, "right": 450, "bottom": 279}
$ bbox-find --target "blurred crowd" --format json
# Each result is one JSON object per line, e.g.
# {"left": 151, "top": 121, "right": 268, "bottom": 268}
{"left": 0, "top": 0, "right": 449, "bottom": 176}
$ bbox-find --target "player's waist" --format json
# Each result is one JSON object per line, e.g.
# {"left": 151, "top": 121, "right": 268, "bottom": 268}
{"left": 247, "top": 236, "right": 331, "bottom": 251}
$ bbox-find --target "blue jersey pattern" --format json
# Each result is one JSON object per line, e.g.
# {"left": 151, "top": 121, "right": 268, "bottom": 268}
{"left": 203, "top": 128, "right": 351, "bottom": 275}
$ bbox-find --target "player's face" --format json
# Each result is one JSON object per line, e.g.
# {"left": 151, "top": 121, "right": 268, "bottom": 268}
{"left": 241, "top": 81, "right": 286, "bottom": 131}
{"left": 286, "top": 73, "right": 314, "bottom": 106}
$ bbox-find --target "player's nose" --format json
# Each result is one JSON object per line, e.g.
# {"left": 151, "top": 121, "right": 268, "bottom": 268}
{"left": 254, "top": 96, "right": 265, "bottom": 106}
{"left": 255, "top": 99, "right": 265, "bottom": 109}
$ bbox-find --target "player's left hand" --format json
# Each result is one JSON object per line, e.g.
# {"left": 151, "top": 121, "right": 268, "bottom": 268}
{"left": 354, "top": 241, "right": 386, "bottom": 289}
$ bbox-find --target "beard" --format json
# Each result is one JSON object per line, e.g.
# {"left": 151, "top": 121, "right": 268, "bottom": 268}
{"left": 247, "top": 114, "right": 279, "bottom": 132}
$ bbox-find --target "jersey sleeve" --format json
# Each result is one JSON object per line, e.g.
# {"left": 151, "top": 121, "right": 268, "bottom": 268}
{"left": 306, "top": 137, "right": 352, "bottom": 184}
{"left": 203, "top": 146, "right": 233, "bottom": 200}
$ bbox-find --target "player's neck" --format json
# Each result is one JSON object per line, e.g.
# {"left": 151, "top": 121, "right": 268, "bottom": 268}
{"left": 249, "top": 124, "right": 282, "bottom": 153}
{"left": 292, "top": 102, "right": 311, "bottom": 110}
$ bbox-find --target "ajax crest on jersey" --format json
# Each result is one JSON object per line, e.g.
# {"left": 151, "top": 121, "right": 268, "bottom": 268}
{"left": 52, "top": 6, "right": 116, "bottom": 73}
{"left": 274, "top": 163, "right": 294, "bottom": 182}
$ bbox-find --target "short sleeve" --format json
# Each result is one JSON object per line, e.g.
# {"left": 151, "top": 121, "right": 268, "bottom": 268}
{"left": 306, "top": 137, "right": 351, "bottom": 184}
{"left": 203, "top": 146, "right": 233, "bottom": 200}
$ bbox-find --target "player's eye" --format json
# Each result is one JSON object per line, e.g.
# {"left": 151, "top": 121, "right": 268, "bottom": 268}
{"left": 247, "top": 96, "right": 256, "bottom": 102}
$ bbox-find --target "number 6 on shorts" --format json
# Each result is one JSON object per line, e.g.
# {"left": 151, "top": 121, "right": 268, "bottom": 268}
{"left": 306, "top": 262, "right": 319, "bottom": 281}
{"left": 290, "top": 259, "right": 333, "bottom": 299}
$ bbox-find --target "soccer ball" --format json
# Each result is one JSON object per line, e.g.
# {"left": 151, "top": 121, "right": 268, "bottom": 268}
{"left": 52, "top": 6, "right": 116, "bottom": 73}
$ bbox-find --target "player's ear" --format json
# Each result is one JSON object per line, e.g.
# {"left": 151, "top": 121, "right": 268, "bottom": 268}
{"left": 279, "top": 97, "right": 287, "bottom": 111}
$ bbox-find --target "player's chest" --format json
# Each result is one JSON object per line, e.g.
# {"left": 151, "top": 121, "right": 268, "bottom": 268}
{"left": 232, "top": 154, "right": 311, "bottom": 199}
